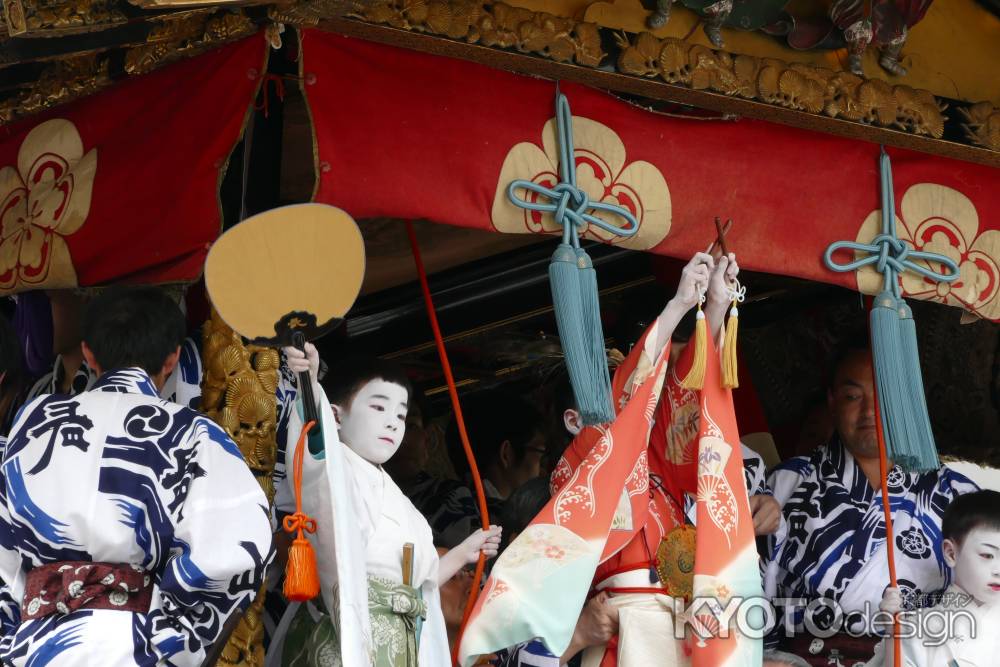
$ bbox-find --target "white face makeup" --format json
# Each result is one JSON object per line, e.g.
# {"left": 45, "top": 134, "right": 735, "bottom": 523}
{"left": 945, "top": 526, "right": 1000, "bottom": 606}
{"left": 336, "top": 379, "right": 409, "bottom": 465}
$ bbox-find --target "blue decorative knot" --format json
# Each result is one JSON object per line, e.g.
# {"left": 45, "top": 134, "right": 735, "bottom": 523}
{"left": 506, "top": 92, "right": 639, "bottom": 246}
{"left": 824, "top": 149, "right": 958, "bottom": 298}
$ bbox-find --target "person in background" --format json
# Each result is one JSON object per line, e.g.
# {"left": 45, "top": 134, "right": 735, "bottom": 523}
{"left": 764, "top": 338, "right": 979, "bottom": 665}
{"left": 431, "top": 390, "right": 548, "bottom": 548}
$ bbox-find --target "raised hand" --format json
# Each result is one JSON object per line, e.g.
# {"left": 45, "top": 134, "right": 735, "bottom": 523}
{"left": 707, "top": 252, "right": 739, "bottom": 308}
{"left": 282, "top": 342, "right": 320, "bottom": 388}
{"left": 671, "top": 252, "right": 715, "bottom": 312}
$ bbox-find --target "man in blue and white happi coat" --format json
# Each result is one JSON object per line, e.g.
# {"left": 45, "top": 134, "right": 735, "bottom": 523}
{"left": 0, "top": 286, "right": 274, "bottom": 667}
{"left": 763, "top": 341, "right": 978, "bottom": 666}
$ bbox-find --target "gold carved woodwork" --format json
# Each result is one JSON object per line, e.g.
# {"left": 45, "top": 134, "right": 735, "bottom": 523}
{"left": 959, "top": 102, "right": 1000, "bottom": 152}
{"left": 124, "top": 10, "right": 256, "bottom": 74}
{"left": 348, "top": 0, "right": 605, "bottom": 68}
{"left": 1, "top": 54, "right": 111, "bottom": 124}
{"left": 269, "top": 0, "right": 351, "bottom": 26}
{"left": 200, "top": 308, "right": 279, "bottom": 667}
{"left": 616, "top": 31, "right": 948, "bottom": 139}
{"left": 129, "top": 0, "right": 268, "bottom": 6}
{"left": 2, "top": 0, "right": 125, "bottom": 37}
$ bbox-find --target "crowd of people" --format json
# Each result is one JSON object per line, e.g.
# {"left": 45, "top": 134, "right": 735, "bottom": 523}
{"left": 0, "top": 248, "right": 994, "bottom": 667}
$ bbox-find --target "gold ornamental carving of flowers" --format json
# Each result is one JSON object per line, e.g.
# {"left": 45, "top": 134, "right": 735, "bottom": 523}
{"left": 492, "top": 115, "right": 670, "bottom": 251}
{"left": 854, "top": 183, "right": 1000, "bottom": 321}
{"left": 0, "top": 119, "right": 96, "bottom": 294}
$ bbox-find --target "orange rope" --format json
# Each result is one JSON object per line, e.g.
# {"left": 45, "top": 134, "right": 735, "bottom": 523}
{"left": 873, "top": 395, "right": 901, "bottom": 667}
{"left": 404, "top": 220, "right": 489, "bottom": 666}
{"left": 284, "top": 419, "right": 317, "bottom": 535}
{"left": 867, "top": 297, "right": 901, "bottom": 667}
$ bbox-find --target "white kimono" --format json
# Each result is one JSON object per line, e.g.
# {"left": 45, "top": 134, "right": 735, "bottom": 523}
{"left": 282, "top": 387, "right": 449, "bottom": 666}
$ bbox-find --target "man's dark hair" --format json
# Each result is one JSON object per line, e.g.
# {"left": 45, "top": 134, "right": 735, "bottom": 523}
{"left": 942, "top": 490, "right": 1000, "bottom": 546}
{"left": 322, "top": 356, "right": 412, "bottom": 409}
{"left": 446, "top": 389, "right": 544, "bottom": 476}
{"left": 82, "top": 286, "right": 185, "bottom": 375}
{"left": 828, "top": 333, "right": 871, "bottom": 387}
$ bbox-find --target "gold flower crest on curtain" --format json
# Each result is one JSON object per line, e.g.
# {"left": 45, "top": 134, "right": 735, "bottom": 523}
{"left": 854, "top": 183, "right": 1000, "bottom": 320}
{"left": 0, "top": 119, "right": 97, "bottom": 294}
{"left": 491, "top": 115, "right": 671, "bottom": 250}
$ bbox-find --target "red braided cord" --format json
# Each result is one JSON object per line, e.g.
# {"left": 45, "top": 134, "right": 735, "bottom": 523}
{"left": 404, "top": 220, "right": 489, "bottom": 666}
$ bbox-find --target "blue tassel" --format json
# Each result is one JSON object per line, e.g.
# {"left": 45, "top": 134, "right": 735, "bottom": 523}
{"left": 507, "top": 90, "right": 642, "bottom": 427}
{"left": 896, "top": 301, "right": 939, "bottom": 471}
{"left": 550, "top": 242, "right": 601, "bottom": 423}
{"left": 576, "top": 247, "right": 615, "bottom": 424}
{"left": 870, "top": 291, "right": 912, "bottom": 468}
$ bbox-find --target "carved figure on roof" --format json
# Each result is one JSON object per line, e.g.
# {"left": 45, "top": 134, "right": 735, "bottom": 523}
{"left": 829, "top": 0, "right": 934, "bottom": 76}
{"left": 640, "top": 0, "right": 933, "bottom": 78}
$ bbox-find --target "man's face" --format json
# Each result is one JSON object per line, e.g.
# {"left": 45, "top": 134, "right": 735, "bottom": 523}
{"left": 503, "top": 432, "right": 546, "bottom": 496}
{"left": 946, "top": 527, "right": 1000, "bottom": 606}
{"left": 337, "top": 379, "right": 409, "bottom": 465}
{"left": 828, "top": 350, "right": 878, "bottom": 459}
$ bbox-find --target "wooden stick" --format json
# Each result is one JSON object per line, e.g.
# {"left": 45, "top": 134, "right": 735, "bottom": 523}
{"left": 402, "top": 543, "right": 414, "bottom": 587}
{"left": 714, "top": 216, "right": 730, "bottom": 256}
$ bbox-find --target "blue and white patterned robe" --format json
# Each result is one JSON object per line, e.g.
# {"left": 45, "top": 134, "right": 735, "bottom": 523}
{"left": 0, "top": 368, "right": 274, "bottom": 666}
{"left": 764, "top": 436, "right": 978, "bottom": 635}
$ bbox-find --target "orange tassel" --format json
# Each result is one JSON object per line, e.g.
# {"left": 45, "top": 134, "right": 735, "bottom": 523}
{"left": 283, "top": 420, "right": 320, "bottom": 602}
{"left": 284, "top": 535, "right": 320, "bottom": 601}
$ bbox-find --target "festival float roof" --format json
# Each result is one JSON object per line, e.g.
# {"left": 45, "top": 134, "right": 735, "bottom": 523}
{"left": 2, "top": 0, "right": 999, "bottom": 465}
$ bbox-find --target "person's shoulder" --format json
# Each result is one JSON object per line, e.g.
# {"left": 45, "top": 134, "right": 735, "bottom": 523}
{"left": 10, "top": 392, "right": 74, "bottom": 428}
{"left": 186, "top": 411, "right": 245, "bottom": 459}
{"left": 933, "top": 464, "right": 980, "bottom": 494}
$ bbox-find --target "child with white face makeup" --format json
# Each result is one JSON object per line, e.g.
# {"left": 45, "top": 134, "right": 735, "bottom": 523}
{"left": 867, "top": 490, "right": 1000, "bottom": 667}
{"left": 275, "top": 349, "right": 501, "bottom": 667}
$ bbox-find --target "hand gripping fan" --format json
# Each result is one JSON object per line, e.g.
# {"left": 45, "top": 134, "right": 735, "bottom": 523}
{"left": 205, "top": 203, "right": 366, "bottom": 428}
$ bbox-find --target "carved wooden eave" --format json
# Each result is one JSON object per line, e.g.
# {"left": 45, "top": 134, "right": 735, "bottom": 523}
{"left": 0, "top": 3, "right": 264, "bottom": 124}
{"left": 311, "top": 0, "right": 1000, "bottom": 168}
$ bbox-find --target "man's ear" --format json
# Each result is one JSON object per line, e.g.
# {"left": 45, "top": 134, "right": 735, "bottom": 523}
{"left": 563, "top": 408, "right": 582, "bottom": 436}
{"left": 81, "top": 341, "right": 102, "bottom": 376}
{"left": 499, "top": 439, "right": 513, "bottom": 469}
{"left": 943, "top": 538, "right": 959, "bottom": 568}
{"left": 160, "top": 346, "right": 181, "bottom": 379}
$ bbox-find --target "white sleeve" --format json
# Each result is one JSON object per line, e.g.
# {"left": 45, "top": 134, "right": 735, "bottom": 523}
{"left": 145, "top": 418, "right": 274, "bottom": 667}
